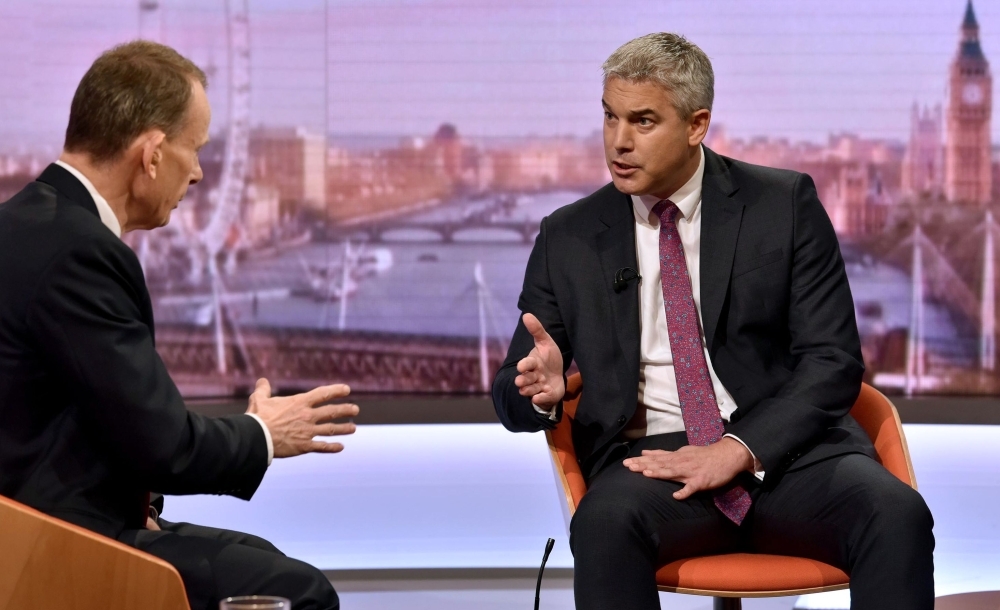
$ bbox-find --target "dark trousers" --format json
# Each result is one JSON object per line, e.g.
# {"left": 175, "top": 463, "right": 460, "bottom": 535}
{"left": 570, "top": 433, "right": 935, "bottom": 610}
{"left": 118, "top": 520, "right": 338, "bottom": 610}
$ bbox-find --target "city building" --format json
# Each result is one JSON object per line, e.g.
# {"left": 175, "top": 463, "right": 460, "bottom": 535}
{"left": 902, "top": 104, "right": 944, "bottom": 199}
{"left": 242, "top": 184, "right": 281, "bottom": 245}
{"left": 945, "top": 0, "right": 993, "bottom": 205}
{"left": 708, "top": 126, "right": 901, "bottom": 238}
{"left": 325, "top": 133, "right": 452, "bottom": 223}
{"left": 823, "top": 161, "right": 891, "bottom": 237}
{"left": 489, "top": 137, "right": 607, "bottom": 192}
{"left": 249, "top": 126, "right": 327, "bottom": 215}
{"left": 430, "top": 123, "right": 463, "bottom": 183}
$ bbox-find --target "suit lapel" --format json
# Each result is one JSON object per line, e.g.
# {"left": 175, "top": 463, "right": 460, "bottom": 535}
{"left": 700, "top": 148, "right": 743, "bottom": 352}
{"left": 596, "top": 191, "right": 641, "bottom": 397}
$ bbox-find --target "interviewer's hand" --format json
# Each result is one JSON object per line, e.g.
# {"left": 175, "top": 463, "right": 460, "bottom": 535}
{"left": 622, "top": 438, "right": 753, "bottom": 500}
{"left": 247, "top": 378, "right": 359, "bottom": 458}
{"left": 514, "top": 313, "right": 565, "bottom": 410}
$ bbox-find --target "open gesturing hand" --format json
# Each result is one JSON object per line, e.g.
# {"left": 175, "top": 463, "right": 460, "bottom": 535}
{"left": 514, "top": 313, "right": 565, "bottom": 410}
{"left": 248, "top": 378, "right": 359, "bottom": 458}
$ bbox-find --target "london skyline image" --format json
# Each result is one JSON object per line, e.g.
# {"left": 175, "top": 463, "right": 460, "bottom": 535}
{"left": 1, "top": 0, "right": 999, "bottom": 398}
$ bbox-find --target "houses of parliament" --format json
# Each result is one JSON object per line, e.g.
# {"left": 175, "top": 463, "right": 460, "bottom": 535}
{"left": 904, "top": 0, "right": 994, "bottom": 205}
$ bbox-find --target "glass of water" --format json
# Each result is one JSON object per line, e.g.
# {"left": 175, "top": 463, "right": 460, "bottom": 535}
{"left": 219, "top": 596, "right": 291, "bottom": 610}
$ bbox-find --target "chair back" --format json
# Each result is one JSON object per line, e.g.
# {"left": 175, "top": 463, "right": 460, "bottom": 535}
{"left": 0, "top": 494, "right": 190, "bottom": 610}
{"left": 546, "top": 376, "right": 917, "bottom": 522}
{"left": 545, "top": 373, "right": 587, "bottom": 520}
{"left": 848, "top": 383, "right": 917, "bottom": 489}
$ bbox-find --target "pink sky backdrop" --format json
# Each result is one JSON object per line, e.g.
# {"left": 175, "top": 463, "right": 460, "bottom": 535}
{"left": 0, "top": 0, "right": 997, "bottom": 154}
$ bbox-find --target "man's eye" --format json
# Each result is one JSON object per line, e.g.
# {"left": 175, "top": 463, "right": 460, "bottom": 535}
{"left": 638, "top": 118, "right": 651, "bottom": 126}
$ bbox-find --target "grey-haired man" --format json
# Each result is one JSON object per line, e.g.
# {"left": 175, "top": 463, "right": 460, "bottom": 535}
{"left": 493, "top": 33, "right": 934, "bottom": 610}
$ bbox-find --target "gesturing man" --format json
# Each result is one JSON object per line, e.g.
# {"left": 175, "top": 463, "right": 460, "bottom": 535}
{"left": 492, "top": 33, "right": 934, "bottom": 609}
{"left": 0, "top": 41, "right": 354, "bottom": 610}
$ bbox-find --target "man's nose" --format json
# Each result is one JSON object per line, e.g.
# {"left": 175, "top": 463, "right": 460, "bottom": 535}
{"left": 613, "top": 125, "right": 633, "bottom": 152}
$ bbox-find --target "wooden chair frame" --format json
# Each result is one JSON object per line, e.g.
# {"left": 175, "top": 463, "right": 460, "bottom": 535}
{"left": 0, "top": 494, "right": 190, "bottom": 610}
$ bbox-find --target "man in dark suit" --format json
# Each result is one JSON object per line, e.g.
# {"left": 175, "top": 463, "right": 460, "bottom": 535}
{"left": 493, "top": 33, "right": 934, "bottom": 609}
{"left": 0, "top": 41, "right": 356, "bottom": 610}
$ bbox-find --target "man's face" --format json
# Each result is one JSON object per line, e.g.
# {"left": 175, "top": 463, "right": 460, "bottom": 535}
{"left": 602, "top": 77, "right": 706, "bottom": 199}
{"left": 135, "top": 80, "right": 209, "bottom": 229}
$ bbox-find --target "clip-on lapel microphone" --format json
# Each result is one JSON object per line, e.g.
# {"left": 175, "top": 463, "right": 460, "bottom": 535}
{"left": 613, "top": 267, "right": 642, "bottom": 292}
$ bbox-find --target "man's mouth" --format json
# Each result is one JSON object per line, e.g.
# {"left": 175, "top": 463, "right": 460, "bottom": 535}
{"left": 612, "top": 161, "right": 639, "bottom": 175}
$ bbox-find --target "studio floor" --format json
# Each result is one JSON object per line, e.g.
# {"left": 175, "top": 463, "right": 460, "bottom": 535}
{"left": 164, "top": 423, "right": 1000, "bottom": 609}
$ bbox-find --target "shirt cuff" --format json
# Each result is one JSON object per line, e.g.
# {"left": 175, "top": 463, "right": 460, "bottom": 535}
{"left": 723, "top": 433, "right": 764, "bottom": 481}
{"left": 246, "top": 413, "right": 274, "bottom": 466}
{"left": 532, "top": 403, "right": 559, "bottom": 421}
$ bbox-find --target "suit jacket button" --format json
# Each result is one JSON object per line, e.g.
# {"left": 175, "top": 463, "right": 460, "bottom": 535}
{"left": 617, "top": 415, "right": 627, "bottom": 425}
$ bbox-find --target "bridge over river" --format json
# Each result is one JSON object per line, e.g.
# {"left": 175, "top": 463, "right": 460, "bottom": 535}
{"left": 157, "top": 324, "right": 505, "bottom": 397}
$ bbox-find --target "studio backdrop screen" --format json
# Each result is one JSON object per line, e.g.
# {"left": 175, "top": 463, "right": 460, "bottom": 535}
{"left": 1, "top": 0, "right": 998, "bottom": 399}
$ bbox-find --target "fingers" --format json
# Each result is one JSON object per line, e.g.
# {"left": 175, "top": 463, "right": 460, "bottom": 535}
{"left": 275, "top": 424, "right": 355, "bottom": 458}
{"left": 303, "top": 383, "right": 351, "bottom": 406}
{"left": 624, "top": 457, "right": 669, "bottom": 475}
{"left": 519, "top": 380, "right": 551, "bottom": 398}
{"left": 516, "top": 356, "right": 549, "bottom": 397}
{"left": 623, "top": 453, "right": 681, "bottom": 480}
{"left": 516, "top": 355, "right": 540, "bottom": 375}
{"left": 316, "top": 422, "right": 357, "bottom": 437}
{"left": 531, "top": 392, "right": 558, "bottom": 406}
{"left": 308, "top": 441, "right": 345, "bottom": 454}
{"left": 673, "top": 482, "right": 697, "bottom": 500}
{"left": 312, "top": 402, "right": 360, "bottom": 422}
{"left": 624, "top": 451, "right": 673, "bottom": 467}
{"left": 516, "top": 371, "right": 545, "bottom": 392}
{"left": 522, "top": 313, "right": 552, "bottom": 345}
{"left": 246, "top": 378, "right": 271, "bottom": 414}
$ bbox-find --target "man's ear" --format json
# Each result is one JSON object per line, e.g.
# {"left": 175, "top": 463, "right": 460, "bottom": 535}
{"left": 688, "top": 109, "right": 711, "bottom": 146}
{"left": 139, "top": 130, "right": 167, "bottom": 179}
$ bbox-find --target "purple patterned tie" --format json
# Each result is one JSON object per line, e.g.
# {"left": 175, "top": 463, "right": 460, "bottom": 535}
{"left": 653, "top": 200, "right": 752, "bottom": 525}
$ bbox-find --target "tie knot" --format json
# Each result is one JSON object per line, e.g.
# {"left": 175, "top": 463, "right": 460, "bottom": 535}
{"left": 651, "top": 200, "right": 679, "bottom": 225}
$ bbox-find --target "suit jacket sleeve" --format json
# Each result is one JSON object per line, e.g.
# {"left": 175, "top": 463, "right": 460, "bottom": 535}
{"left": 26, "top": 240, "right": 268, "bottom": 499}
{"left": 492, "top": 217, "right": 572, "bottom": 432}
{"left": 726, "top": 174, "right": 865, "bottom": 473}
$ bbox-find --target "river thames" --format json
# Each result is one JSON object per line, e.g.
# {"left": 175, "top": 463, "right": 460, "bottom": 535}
{"left": 153, "top": 189, "right": 974, "bottom": 381}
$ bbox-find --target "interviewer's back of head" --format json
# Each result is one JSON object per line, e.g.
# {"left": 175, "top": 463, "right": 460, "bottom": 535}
{"left": 64, "top": 40, "right": 207, "bottom": 163}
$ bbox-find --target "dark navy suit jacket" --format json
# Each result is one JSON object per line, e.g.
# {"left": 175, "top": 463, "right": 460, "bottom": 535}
{"left": 493, "top": 147, "right": 874, "bottom": 482}
{"left": 0, "top": 164, "right": 267, "bottom": 538}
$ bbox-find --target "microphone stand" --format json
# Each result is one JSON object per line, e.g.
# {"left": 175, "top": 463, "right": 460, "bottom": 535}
{"left": 534, "top": 538, "right": 556, "bottom": 610}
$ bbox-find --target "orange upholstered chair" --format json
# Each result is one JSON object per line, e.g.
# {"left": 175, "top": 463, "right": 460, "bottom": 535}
{"left": 545, "top": 374, "right": 917, "bottom": 610}
{"left": 0, "top": 494, "right": 190, "bottom": 610}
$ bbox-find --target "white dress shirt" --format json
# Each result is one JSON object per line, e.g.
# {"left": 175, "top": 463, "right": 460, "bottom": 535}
{"left": 54, "top": 160, "right": 274, "bottom": 466}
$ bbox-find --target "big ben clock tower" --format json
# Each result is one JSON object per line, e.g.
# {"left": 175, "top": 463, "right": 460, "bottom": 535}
{"left": 945, "top": 0, "right": 993, "bottom": 205}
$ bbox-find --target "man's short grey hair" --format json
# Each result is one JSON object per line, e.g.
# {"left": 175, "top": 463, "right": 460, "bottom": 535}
{"left": 602, "top": 33, "right": 714, "bottom": 119}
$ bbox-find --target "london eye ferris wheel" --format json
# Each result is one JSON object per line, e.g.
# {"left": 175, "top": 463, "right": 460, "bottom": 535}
{"left": 139, "top": 0, "right": 251, "bottom": 281}
{"left": 139, "top": 0, "right": 253, "bottom": 376}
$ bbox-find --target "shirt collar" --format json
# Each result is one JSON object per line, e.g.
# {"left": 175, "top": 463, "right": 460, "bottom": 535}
{"left": 54, "top": 160, "right": 122, "bottom": 238}
{"left": 631, "top": 144, "right": 706, "bottom": 227}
